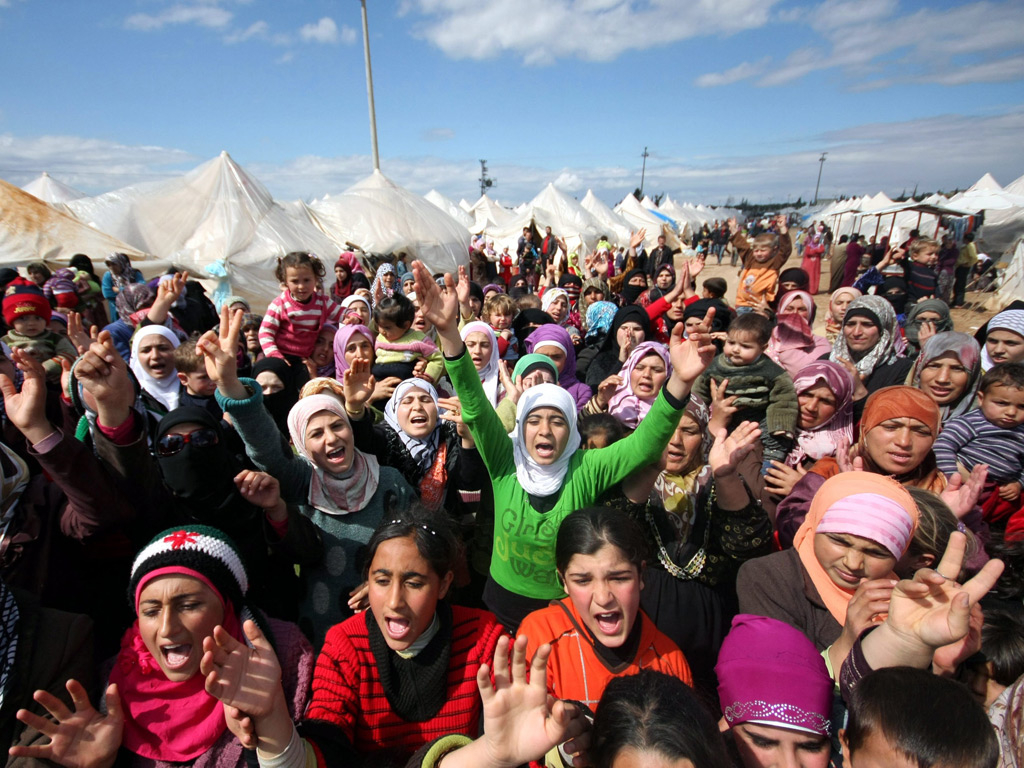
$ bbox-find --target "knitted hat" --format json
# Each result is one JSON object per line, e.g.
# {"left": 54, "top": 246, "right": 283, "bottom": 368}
{"left": 3, "top": 286, "right": 51, "bottom": 326}
{"left": 128, "top": 525, "right": 248, "bottom": 612}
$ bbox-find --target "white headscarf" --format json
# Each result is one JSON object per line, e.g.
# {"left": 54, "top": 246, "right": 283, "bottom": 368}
{"left": 982, "top": 310, "right": 1024, "bottom": 371}
{"left": 384, "top": 379, "right": 442, "bottom": 471}
{"left": 460, "top": 321, "right": 501, "bottom": 406}
{"left": 341, "top": 294, "right": 371, "bottom": 322}
{"left": 541, "top": 288, "right": 571, "bottom": 326}
{"left": 130, "top": 325, "right": 181, "bottom": 412}
{"left": 512, "top": 383, "right": 581, "bottom": 497}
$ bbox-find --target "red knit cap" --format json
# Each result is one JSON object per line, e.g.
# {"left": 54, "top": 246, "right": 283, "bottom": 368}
{"left": 3, "top": 290, "right": 51, "bottom": 326}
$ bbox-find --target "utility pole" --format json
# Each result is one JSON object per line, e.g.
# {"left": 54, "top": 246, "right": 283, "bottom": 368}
{"left": 639, "top": 146, "right": 649, "bottom": 198}
{"left": 479, "top": 160, "right": 495, "bottom": 198}
{"left": 813, "top": 152, "right": 827, "bottom": 204}
{"left": 359, "top": 0, "right": 380, "bottom": 171}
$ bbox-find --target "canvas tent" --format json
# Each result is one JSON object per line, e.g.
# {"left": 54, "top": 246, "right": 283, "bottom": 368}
{"left": 580, "top": 190, "right": 633, "bottom": 246}
{"left": 21, "top": 173, "right": 86, "bottom": 205}
{"left": 310, "top": 170, "right": 470, "bottom": 279}
{"left": 0, "top": 178, "right": 160, "bottom": 273}
{"left": 468, "top": 194, "right": 518, "bottom": 233}
{"left": 980, "top": 173, "right": 1024, "bottom": 258}
{"left": 614, "top": 194, "right": 682, "bottom": 250}
{"left": 424, "top": 189, "right": 474, "bottom": 229}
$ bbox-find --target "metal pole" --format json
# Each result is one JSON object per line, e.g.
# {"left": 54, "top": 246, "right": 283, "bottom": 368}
{"left": 360, "top": 0, "right": 380, "bottom": 171}
{"left": 813, "top": 152, "right": 827, "bottom": 204}
{"left": 640, "top": 147, "right": 649, "bottom": 197}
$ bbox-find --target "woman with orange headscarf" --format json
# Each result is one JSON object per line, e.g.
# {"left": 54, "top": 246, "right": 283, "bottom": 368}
{"left": 775, "top": 386, "right": 947, "bottom": 547}
{"left": 737, "top": 472, "right": 918, "bottom": 677}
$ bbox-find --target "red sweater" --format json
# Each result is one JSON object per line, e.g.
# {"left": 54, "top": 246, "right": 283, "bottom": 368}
{"left": 304, "top": 605, "right": 504, "bottom": 760}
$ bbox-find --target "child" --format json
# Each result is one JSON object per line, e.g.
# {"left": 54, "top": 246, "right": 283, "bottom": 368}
{"left": 174, "top": 334, "right": 222, "bottom": 418}
{"left": 841, "top": 667, "right": 998, "bottom": 768}
{"left": 258, "top": 252, "right": 345, "bottom": 372}
{"left": 702, "top": 276, "right": 728, "bottom": 302}
{"left": 2, "top": 286, "right": 76, "bottom": 381}
{"left": 730, "top": 218, "right": 791, "bottom": 313}
{"left": 482, "top": 292, "right": 518, "bottom": 361}
{"left": 934, "top": 362, "right": 1024, "bottom": 528}
{"left": 371, "top": 293, "right": 443, "bottom": 383}
{"left": 578, "top": 412, "right": 626, "bottom": 449}
{"left": 904, "top": 236, "right": 939, "bottom": 303}
{"left": 693, "top": 312, "right": 797, "bottom": 467}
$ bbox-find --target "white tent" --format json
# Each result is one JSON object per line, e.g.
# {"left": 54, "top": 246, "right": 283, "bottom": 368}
{"left": 468, "top": 194, "right": 517, "bottom": 233}
{"left": 992, "top": 237, "right": 1024, "bottom": 309}
{"left": 63, "top": 151, "right": 344, "bottom": 307}
{"left": 0, "top": 178, "right": 157, "bottom": 271}
{"left": 21, "top": 172, "right": 86, "bottom": 204}
{"left": 614, "top": 194, "right": 682, "bottom": 250}
{"left": 424, "top": 189, "right": 474, "bottom": 229}
{"left": 310, "top": 170, "right": 470, "bottom": 279}
{"left": 980, "top": 172, "right": 1024, "bottom": 258}
{"left": 580, "top": 190, "right": 633, "bottom": 246}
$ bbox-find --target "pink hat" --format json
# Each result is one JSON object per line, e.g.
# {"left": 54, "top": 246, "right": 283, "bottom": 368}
{"left": 716, "top": 614, "right": 833, "bottom": 736}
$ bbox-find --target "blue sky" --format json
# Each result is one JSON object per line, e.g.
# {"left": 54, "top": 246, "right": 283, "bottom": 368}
{"left": 1, "top": 0, "right": 1023, "bottom": 206}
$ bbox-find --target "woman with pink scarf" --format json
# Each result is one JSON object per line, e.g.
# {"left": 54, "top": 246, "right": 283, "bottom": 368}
{"left": 766, "top": 290, "right": 831, "bottom": 378}
{"left": 801, "top": 224, "right": 826, "bottom": 294}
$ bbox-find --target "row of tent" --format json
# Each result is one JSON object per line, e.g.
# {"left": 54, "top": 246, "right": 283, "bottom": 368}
{"left": 2, "top": 152, "right": 741, "bottom": 307}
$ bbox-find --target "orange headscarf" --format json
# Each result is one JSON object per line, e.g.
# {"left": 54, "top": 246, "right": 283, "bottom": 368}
{"left": 793, "top": 472, "right": 919, "bottom": 625}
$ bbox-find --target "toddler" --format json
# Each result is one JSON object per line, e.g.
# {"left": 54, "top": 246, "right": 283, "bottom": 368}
{"left": 174, "top": 336, "right": 222, "bottom": 418}
{"left": 2, "top": 286, "right": 77, "bottom": 380}
{"left": 904, "top": 236, "right": 939, "bottom": 303}
{"left": 258, "top": 252, "right": 345, "bottom": 369}
{"left": 934, "top": 362, "right": 1024, "bottom": 525}
{"left": 730, "top": 219, "right": 791, "bottom": 313}
{"left": 482, "top": 293, "right": 518, "bottom": 361}
{"left": 371, "top": 294, "right": 443, "bottom": 383}
{"left": 693, "top": 312, "right": 797, "bottom": 466}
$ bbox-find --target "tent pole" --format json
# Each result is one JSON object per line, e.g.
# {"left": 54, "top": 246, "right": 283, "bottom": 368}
{"left": 360, "top": 0, "right": 380, "bottom": 172}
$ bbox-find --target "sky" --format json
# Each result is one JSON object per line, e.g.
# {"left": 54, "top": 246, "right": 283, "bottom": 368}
{"left": 1, "top": 0, "right": 1023, "bottom": 207}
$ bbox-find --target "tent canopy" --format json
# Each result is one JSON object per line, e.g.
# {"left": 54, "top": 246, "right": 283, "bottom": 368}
{"left": 21, "top": 172, "right": 86, "bottom": 204}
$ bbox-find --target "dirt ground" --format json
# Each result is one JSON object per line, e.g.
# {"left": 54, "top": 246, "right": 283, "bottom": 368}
{"left": 696, "top": 254, "right": 993, "bottom": 334}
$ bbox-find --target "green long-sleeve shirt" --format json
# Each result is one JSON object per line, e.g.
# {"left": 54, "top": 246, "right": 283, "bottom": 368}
{"left": 446, "top": 350, "right": 686, "bottom": 600}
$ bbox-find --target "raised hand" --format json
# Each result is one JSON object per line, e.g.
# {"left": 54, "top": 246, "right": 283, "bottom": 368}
{"left": 438, "top": 396, "right": 472, "bottom": 442}
{"left": 687, "top": 255, "right": 705, "bottom": 279}
{"left": 73, "top": 331, "right": 134, "bottom": 427}
{"left": 595, "top": 375, "right": 622, "bottom": 409}
{"left": 371, "top": 376, "right": 401, "bottom": 405}
{"left": 708, "top": 421, "right": 761, "bottom": 478}
{"left": 497, "top": 361, "right": 522, "bottom": 405}
{"left": 8, "top": 681, "right": 123, "bottom": 768}
{"left": 196, "top": 306, "right": 245, "bottom": 398}
{"left": 707, "top": 377, "right": 738, "bottom": 434}
{"left": 834, "top": 436, "right": 865, "bottom": 474}
{"left": 940, "top": 465, "right": 988, "bottom": 520}
{"left": 342, "top": 357, "right": 376, "bottom": 416}
{"left": 629, "top": 229, "right": 646, "bottom": 250}
{"left": 843, "top": 578, "right": 897, "bottom": 640}
{"left": 411, "top": 262, "right": 459, "bottom": 335}
{"left": 668, "top": 308, "right": 716, "bottom": 388}
{"left": 0, "top": 349, "right": 54, "bottom": 445}
{"left": 473, "top": 636, "right": 588, "bottom": 768}
{"left": 66, "top": 312, "right": 96, "bottom": 356}
{"left": 202, "top": 621, "right": 283, "bottom": 720}
{"left": 765, "top": 460, "right": 808, "bottom": 497}
{"left": 234, "top": 471, "right": 284, "bottom": 515}
{"left": 455, "top": 265, "right": 472, "bottom": 313}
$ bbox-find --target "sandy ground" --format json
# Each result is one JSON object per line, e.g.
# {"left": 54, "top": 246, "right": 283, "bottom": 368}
{"left": 696, "top": 254, "right": 992, "bottom": 334}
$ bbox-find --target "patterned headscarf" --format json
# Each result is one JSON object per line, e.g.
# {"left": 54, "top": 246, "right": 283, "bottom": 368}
{"left": 584, "top": 301, "right": 617, "bottom": 343}
{"left": 907, "top": 332, "right": 982, "bottom": 422}
{"left": 982, "top": 310, "right": 1024, "bottom": 371}
{"left": 383, "top": 380, "right": 442, "bottom": 471}
{"left": 370, "top": 263, "right": 402, "bottom": 307}
{"left": 829, "top": 295, "right": 902, "bottom": 376}
{"left": 788, "top": 361, "right": 854, "bottom": 467}
{"left": 608, "top": 342, "right": 672, "bottom": 429}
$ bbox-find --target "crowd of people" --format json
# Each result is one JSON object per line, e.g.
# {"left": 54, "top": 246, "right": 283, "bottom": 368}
{"left": 0, "top": 224, "right": 1020, "bottom": 768}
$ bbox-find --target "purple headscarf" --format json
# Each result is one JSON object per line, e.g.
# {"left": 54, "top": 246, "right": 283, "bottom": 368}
{"left": 608, "top": 341, "right": 672, "bottom": 429}
{"left": 788, "top": 360, "right": 854, "bottom": 468}
{"left": 332, "top": 324, "right": 375, "bottom": 375}
{"left": 717, "top": 614, "right": 833, "bottom": 737}
{"left": 524, "top": 324, "right": 593, "bottom": 410}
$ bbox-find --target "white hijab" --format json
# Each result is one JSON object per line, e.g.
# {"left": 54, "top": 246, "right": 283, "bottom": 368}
{"left": 512, "top": 383, "right": 581, "bottom": 497}
{"left": 384, "top": 379, "right": 442, "bottom": 471}
{"left": 130, "top": 325, "right": 181, "bottom": 412}
{"left": 460, "top": 321, "right": 501, "bottom": 406}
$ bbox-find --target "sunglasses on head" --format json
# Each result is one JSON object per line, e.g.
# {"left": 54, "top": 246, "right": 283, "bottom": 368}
{"left": 156, "top": 428, "right": 219, "bottom": 457}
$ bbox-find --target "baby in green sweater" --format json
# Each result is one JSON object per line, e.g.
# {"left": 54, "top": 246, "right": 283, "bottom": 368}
{"left": 694, "top": 312, "right": 798, "bottom": 468}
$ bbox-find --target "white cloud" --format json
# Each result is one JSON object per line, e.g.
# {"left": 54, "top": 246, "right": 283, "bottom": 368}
{"left": 299, "top": 17, "right": 340, "bottom": 44}
{"left": 125, "top": 4, "right": 233, "bottom": 31}
{"left": 422, "top": 128, "right": 455, "bottom": 142}
{"left": 402, "top": 0, "right": 780, "bottom": 65}
{"left": 696, "top": 0, "right": 1024, "bottom": 89}
{"left": 224, "top": 20, "right": 268, "bottom": 44}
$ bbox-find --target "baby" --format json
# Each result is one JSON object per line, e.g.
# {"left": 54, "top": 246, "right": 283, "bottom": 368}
{"left": 934, "top": 362, "right": 1024, "bottom": 513}
{"left": 693, "top": 312, "right": 798, "bottom": 466}
{"left": 371, "top": 294, "right": 443, "bottom": 383}
{"left": 481, "top": 293, "right": 518, "bottom": 361}
{"left": 2, "top": 286, "right": 76, "bottom": 381}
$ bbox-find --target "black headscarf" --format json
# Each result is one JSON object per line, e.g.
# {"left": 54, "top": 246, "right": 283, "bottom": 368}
{"left": 252, "top": 357, "right": 300, "bottom": 437}
{"left": 778, "top": 268, "right": 810, "bottom": 291}
{"left": 156, "top": 407, "right": 236, "bottom": 511}
{"left": 513, "top": 309, "right": 554, "bottom": 355}
{"left": 882, "top": 276, "right": 909, "bottom": 315}
{"left": 619, "top": 269, "right": 648, "bottom": 305}
{"left": 683, "top": 298, "right": 730, "bottom": 333}
{"left": 604, "top": 305, "right": 652, "bottom": 356}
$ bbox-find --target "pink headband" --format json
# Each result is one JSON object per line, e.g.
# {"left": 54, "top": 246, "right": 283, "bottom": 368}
{"left": 815, "top": 493, "right": 915, "bottom": 559}
{"left": 135, "top": 566, "right": 227, "bottom": 614}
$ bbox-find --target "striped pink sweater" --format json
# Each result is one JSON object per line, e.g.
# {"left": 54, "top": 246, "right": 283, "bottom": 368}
{"left": 259, "top": 290, "right": 345, "bottom": 358}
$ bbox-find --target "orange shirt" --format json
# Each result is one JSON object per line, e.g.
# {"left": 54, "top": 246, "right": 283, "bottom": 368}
{"left": 736, "top": 263, "right": 780, "bottom": 307}
{"left": 518, "top": 597, "right": 692, "bottom": 710}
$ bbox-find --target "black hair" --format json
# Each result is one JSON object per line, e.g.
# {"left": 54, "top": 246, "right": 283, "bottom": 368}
{"left": 979, "top": 606, "right": 1024, "bottom": 687}
{"left": 361, "top": 504, "right": 462, "bottom": 582}
{"left": 965, "top": 233, "right": 975, "bottom": 243}
{"left": 373, "top": 294, "right": 415, "bottom": 328}
{"left": 979, "top": 362, "right": 1024, "bottom": 393}
{"left": 900, "top": 487, "right": 977, "bottom": 580}
{"left": 592, "top": 670, "right": 730, "bottom": 768}
{"left": 578, "top": 413, "right": 626, "bottom": 447}
{"left": 69, "top": 254, "right": 97, "bottom": 277}
{"left": 274, "top": 251, "right": 326, "bottom": 284}
{"left": 844, "top": 667, "right": 998, "bottom": 768}
{"left": 728, "top": 312, "right": 771, "bottom": 346}
{"left": 26, "top": 262, "right": 51, "bottom": 280}
{"left": 555, "top": 508, "right": 648, "bottom": 575}
{"left": 702, "top": 277, "right": 727, "bottom": 298}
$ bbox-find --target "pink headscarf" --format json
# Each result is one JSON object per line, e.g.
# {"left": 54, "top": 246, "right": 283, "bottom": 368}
{"left": 332, "top": 323, "right": 374, "bottom": 374}
{"left": 608, "top": 341, "right": 672, "bottom": 429}
{"left": 767, "top": 290, "right": 831, "bottom": 378}
{"left": 287, "top": 395, "right": 380, "bottom": 515}
{"left": 787, "top": 361, "right": 854, "bottom": 468}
